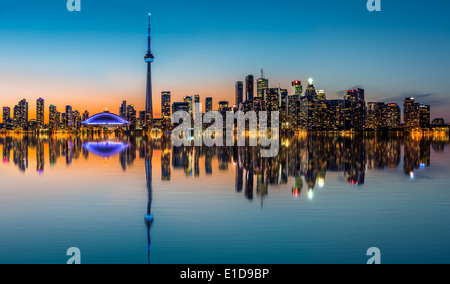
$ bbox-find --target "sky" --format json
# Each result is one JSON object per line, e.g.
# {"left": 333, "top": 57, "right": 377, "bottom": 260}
{"left": 1, "top": 0, "right": 450, "bottom": 123}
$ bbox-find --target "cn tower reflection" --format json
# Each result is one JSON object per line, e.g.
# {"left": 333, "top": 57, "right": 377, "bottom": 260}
{"left": 144, "top": 137, "right": 154, "bottom": 264}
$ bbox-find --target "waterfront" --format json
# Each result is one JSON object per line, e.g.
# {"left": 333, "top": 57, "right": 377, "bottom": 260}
{"left": 1, "top": 133, "right": 450, "bottom": 264}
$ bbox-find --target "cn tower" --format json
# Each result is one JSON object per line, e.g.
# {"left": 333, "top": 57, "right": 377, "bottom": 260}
{"left": 145, "top": 13, "right": 154, "bottom": 127}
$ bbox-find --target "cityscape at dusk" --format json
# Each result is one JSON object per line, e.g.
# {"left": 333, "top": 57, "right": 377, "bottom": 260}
{"left": 1, "top": 0, "right": 450, "bottom": 266}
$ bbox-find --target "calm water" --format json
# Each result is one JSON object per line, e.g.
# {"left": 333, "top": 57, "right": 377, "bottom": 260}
{"left": 1, "top": 132, "right": 450, "bottom": 264}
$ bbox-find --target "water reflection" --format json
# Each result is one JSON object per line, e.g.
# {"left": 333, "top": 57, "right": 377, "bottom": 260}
{"left": 1, "top": 133, "right": 449, "bottom": 185}
{"left": 1, "top": 132, "right": 450, "bottom": 263}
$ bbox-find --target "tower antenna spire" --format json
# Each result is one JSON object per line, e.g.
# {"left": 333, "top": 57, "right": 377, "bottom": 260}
{"left": 145, "top": 13, "right": 155, "bottom": 128}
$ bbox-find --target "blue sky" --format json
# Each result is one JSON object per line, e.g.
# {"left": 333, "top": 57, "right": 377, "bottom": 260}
{"left": 1, "top": 0, "right": 450, "bottom": 120}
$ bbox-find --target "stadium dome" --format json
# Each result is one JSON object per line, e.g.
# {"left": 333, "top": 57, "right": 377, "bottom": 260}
{"left": 82, "top": 111, "right": 130, "bottom": 127}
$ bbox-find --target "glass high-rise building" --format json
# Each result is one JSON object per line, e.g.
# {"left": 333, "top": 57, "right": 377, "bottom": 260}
{"left": 205, "top": 97, "right": 213, "bottom": 113}
{"left": 49, "top": 105, "right": 58, "bottom": 130}
{"left": 3, "top": 107, "right": 10, "bottom": 125}
{"left": 344, "top": 89, "right": 366, "bottom": 130}
{"left": 235, "top": 81, "right": 244, "bottom": 107}
{"left": 119, "top": 101, "right": 127, "bottom": 119}
{"left": 404, "top": 97, "right": 420, "bottom": 129}
{"left": 245, "top": 75, "right": 254, "bottom": 102}
{"left": 161, "top": 92, "right": 171, "bottom": 130}
{"left": 36, "top": 98, "right": 44, "bottom": 129}
{"left": 172, "top": 102, "right": 190, "bottom": 114}
{"left": 366, "top": 102, "right": 387, "bottom": 130}
{"left": 257, "top": 78, "right": 269, "bottom": 99}
{"left": 386, "top": 103, "right": 401, "bottom": 128}
{"left": 219, "top": 101, "right": 229, "bottom": 110}
{"left": 419, "top": 104, "right": 431, "bottom": 129}
{"left": 292, "top": 81, "right": 302, "bottom": 99}
{"left": 65, "top": 105, "right": 73, "bottom": 130}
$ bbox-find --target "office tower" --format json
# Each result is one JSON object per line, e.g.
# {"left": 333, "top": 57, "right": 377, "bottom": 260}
{"left": 73, "top": 110, "right": 81, "bottom": 130}
{"left": 218, "top": 101, "right": 229, "bottom": 110}
{"left": 13, "top": 99, "right": 28, "bottom": 129}
{"left": 344, "top": 88, "right": 366, "bottom": 130}
{"left": 205, "top": 97, "right": 213, "bottom": 113}
{"left": 404, "top": 97, "right": 420, "bottom": 129}
{"left": 279, "top": 89, "right": 288, "bottom": 107}
{"left": 120, "top": 101, "right": 127, "bottom": 119}
{"left": 3, "top": 107, "right": 10, "bottom": 125}
{"left": 316, "top": 90, "right": 326, "bottom": 101}
{"left": 145, "top": 13, "right": 155, "bottom": 127}
{"left": 257, "top": 70, "right": 269, "bottom": 98}
{"left": 265, "top": 88, "right": 280, "bottom": 112}
{"left": 49, "top": 105, "right": 58, "bottom": 130}
{"left": 245, "top": 75, "right": 254, "bottom": 102}
{"left": 161, "top": 92, "right": 171, "bottom": 130}
{"left": 183, "top": 96, "right": 193, "bottom": 116}
{"left": 304, "top": 78, "right": 317, "bottom": 99}
{"left": 386, "top": 103, "right": 401, "bottom": 128}
{"left": 366, "top": 102, "right": 387, "bottom": 130}
{"left": 127, "top": 105, "right": 137, "bottom": 129}
{"left": 193, "top": 95, "right": 200, "bottom": 104}
{"left": 172, "top": 102, "right": 190, "bottom": 113}
{"left": 419, "top": 105, "right": 431, "bottom": 129}
{"left": 327, "top": 100, "right": 346, "bottom": 130}
{"left": 298, "top": 97, "right": 315, "bottom": 131}
{"left": 55, "top": 112, "right": 60, "bottom": 130}
{"left": 36, "top": 98, "right": 44, "bottom": 129}
{"left": 65, "top": 105, "right": 73, "bottom": 130}
{"left": 292, "top": 80, "right": 303, "bottom": 99}
{"left": 315, "top": 100, "right": 329, "bottom": 130}
{"left": 82, "top": 110, "right": 89, "bottom": 122}
{"left": 139, "top": 111, "right": 146, "bottom": 126}
{"left": 61, "top": 113, "right": 66, "bottom": 130}
{"left": 235, "top": 81, "right": 244, "bottom": 107}
{"left": 286, "top": 95, "right": 298, "bottom": 131}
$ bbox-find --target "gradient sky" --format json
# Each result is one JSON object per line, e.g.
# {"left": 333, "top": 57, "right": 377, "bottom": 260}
{"left": 1, "top": 0, "right": 450, "bottom": 123}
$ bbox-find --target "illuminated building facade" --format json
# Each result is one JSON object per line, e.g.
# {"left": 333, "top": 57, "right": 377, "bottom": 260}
{"left": 49, "top": 105, "right": 58, "bottom": 130}
{"left": 205, "top": 97, "right": 213, "bottom": 113}
{"left": 386, "top": 103, "right": 401, "bottom": 128}
{"left": 36, "top": 98, "right": 44, "bottom": 130}
{"left": 161, "top": 92, "right": 171, "bottom": 130}
{"left": 235, "top": 81, "right": 244, "bottom": 107}
{"left": 419, "top": 104, "right": 431, "bottom": 129}
{"left": 292, "top": 81, "right": 302, "bottom": 99}
{"left": 246, "top": 75, "right": 254, "bottom": 102}
{"left": 404, "top": 97, "right": 420, "bottom": 129}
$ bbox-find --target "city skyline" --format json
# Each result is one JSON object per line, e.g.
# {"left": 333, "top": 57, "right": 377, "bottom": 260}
{"left": 1, "top": 1, "right": 450, "bottom": 123}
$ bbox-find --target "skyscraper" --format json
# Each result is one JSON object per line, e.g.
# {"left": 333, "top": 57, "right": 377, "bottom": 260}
{"left": 292, "top": 81, "right": 302, "bottom": 99}
{"left": 2, "top": 107, "right": 10, "bottom": 125}
{"left": 245, "top": 75, "right": 254, "bottom": 102}
{"left": 419, "top": 104, "right": 431, "bottom": 129}
{"left": 120, "top": 101, "right": 127, "bottom": 119}
{"left": 49, "top": 105, "right": 58, "bottom": 130}
{"left": 304, "top": 78, "right": 317, "bottom": 99}
{"left": 184, "top": 96, "right": 193, "bottom": 116}
{"left": 404, "top": 97, "right": 420, "bottom": 129}
{"left": 205, "top": 97, "right": 213, "bottom": 113}
{"left": 366, "top": 102, "right": 386, "bottom": 130}
{"left": 235, "top": 81, "right": 244, "bottom": 107}
{"left": 65, "top": 105, "right": 73, "bottom": 130}
{"left": 36, "top": 98, "right": 44, "bottom": 129}
{"left": 145, "top": 13, "right": 155, "bottom": 127}
{"left": 257, "top": 70, "right": 269, "bottom": 99}
{"left": 13, "top": 99, "right": 28, "bottom": 129}
{"left": 344, "top": 88, "right": 366, "bottom": 130}
{"left": 386, "top": 103, "right": 401, "bottom": 128}
{"left": 161, "top": 92, "right": 171, "bottom": 130}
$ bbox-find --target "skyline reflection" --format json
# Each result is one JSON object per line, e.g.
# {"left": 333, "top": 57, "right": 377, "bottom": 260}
{"left": 1, "top": 133, "right": 449, "bottom": 196}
